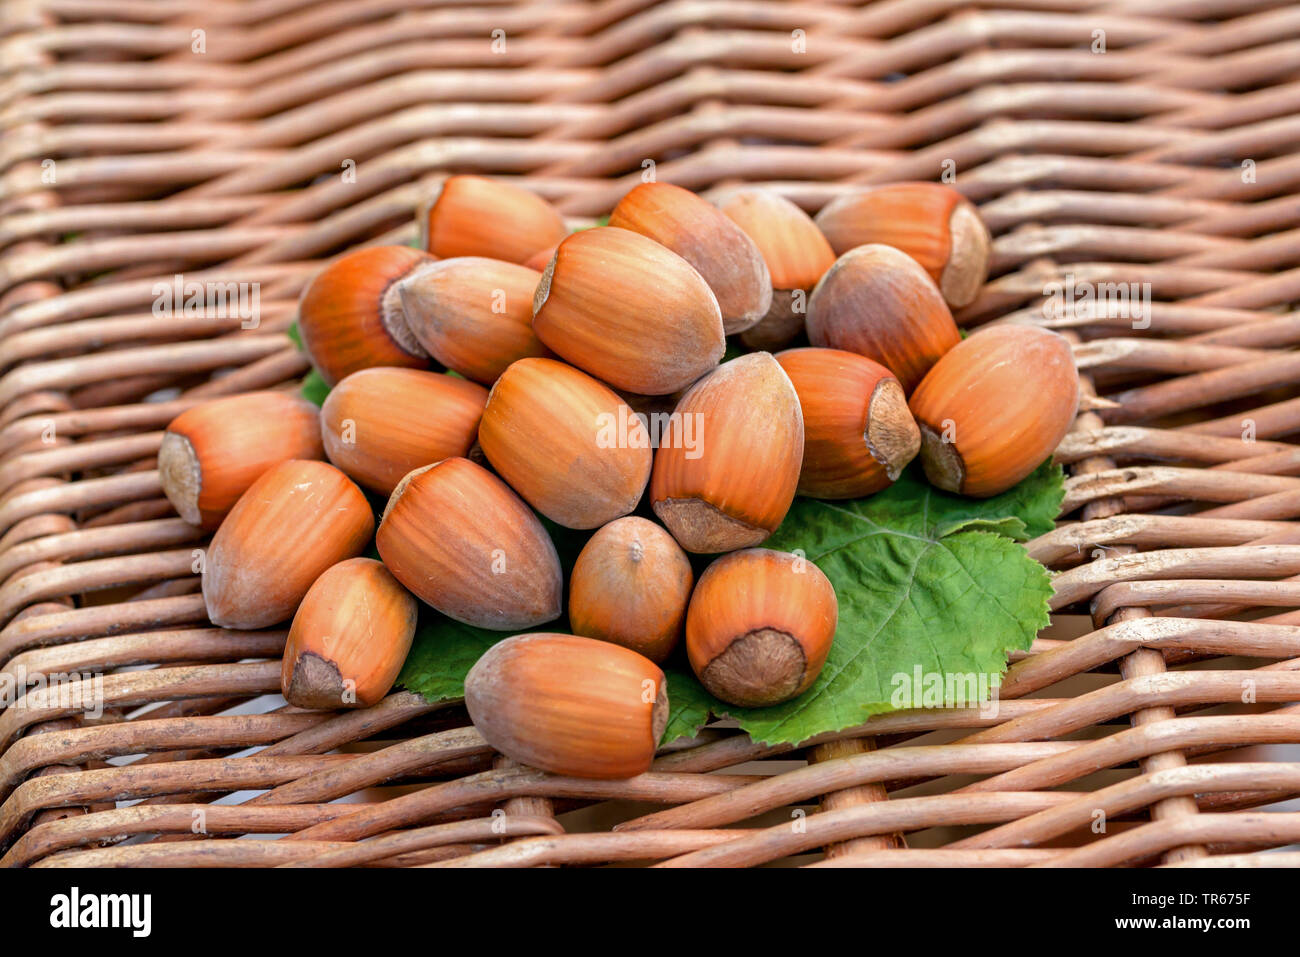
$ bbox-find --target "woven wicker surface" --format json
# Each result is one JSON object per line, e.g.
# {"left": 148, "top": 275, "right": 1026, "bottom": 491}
{"left": 3, "top": 0, "right": 1300, "bottom": 868}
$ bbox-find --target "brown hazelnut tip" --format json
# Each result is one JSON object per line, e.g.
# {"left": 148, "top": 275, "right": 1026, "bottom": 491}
{"left": 865, "top": 378, "right": 922, "bottom": 481}
{"left": 652, "top": 679, "right": 670, "bottom": 745}
{"left": 285, "top": 651, "right": 350, "bottom": 710}
{"left": 391, "top": 258, "right": 447, "bottom": 331}
{"left": 380, "top": 462, "right": 438, "bottom": 525}
{"left": 157, "top": 431, "right": 201, "bottom": 526}
{"left": 700, "top": 628, "right": 807, "bottom": 708}
{"left": 918, "top": 422, "right": 965, "bottom": 494}
{"left": 940, "top": 202, "right": 992, "bottom": 308}
{"left": 379, "top": 268, "right": 431, "bottom": 360}
{"left": 532, "top": 253, "right": 556, "bottom": 315}
{"left": 653, "top": 497, "right": 769, "bottom": 554}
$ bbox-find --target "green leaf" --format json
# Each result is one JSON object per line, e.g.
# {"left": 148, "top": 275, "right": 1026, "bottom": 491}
{"left": 286, "top": 319, "right": 303, "bottom": 349}
{"left": 396, "top": 611, "right": 504, "bottom": 702}
{"left": 571, "top": 215, "right": 610, "bottom": 232}
{"left": 659, "top": 462, "right": 1062, "bottom": 746}
{"left": 300, "top": 368, "right": 330, "bottom": 407}
{"left": 984, "top": 461, "right": 1065, "bottom": 540}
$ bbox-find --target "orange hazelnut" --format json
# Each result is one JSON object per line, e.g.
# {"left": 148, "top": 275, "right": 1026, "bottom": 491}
{"left": 375, "top": 457, "right": 562, "bottom": 630}
{"left": 686, "top": 548, "right": 837, "bottom": 708}
{"left": 806, "top": 244, "right": 960, "bottom": 394}
{"left": 609, "top": 182, "right": 772, "bottom": 334}
{"left": 478, "top": 357, "right": 651, "bottom": 529}
{"left": 715, "top": 187, "right": 836, "bottom": 350}
{"left": 202, "top": 460, "right": 374, "bottom": 629}
{"left": 776, "top": 347, "right": 919, "bottom": 499}
{"left": 395, "top": 257, "right": 551, "bottom": 385}
{"left": 464, "top": 633, "right": 668, "bottom": 779}
{"left": 419, "top": 174, "right": 568, "bottom": 265}
{"left": 531, "top": 226, "right": 725, "bottom": 395}
{"left": 320, "top": 367, "right": 488, "bottom": 495}
{"left": 909, "top": 324, "right": 1078, "bottom": 498}
{"left": 650, "top": 353, "right": 803, "bottom": 553}
{"left": 159, "top": 391, "right": 324, "bottom": 529}
{"left": 296, "top": 246, "right": 433, "bottom": 386}
{"left": 568, "top": 517, "right": 694, "bottom": 663}
{"left": 281, "top": 558, "right": 417, "bottom": 710}
{"left": 815, "top": 182, "right": 991, "bottom": 308}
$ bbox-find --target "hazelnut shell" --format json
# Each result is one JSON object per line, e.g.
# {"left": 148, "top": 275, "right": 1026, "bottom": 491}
{"left": 159, "top": 390, "right": 324, "bottom": 529}
{"left": 568, "top": 517, "right": 694, "bottom": 663}
{"left": 202, "top": 460, "right": 374, "bottom": 630}
{"left": 610, "top": 182, "right": 772, "bottom": 334}
{"left": 465, "top": 632, "right": 668, "bottom": 779}
{"left": 375, "top": 457, "right": 563, "bottom": 630}
{"left": 297, "top": 245, "right": 432, "bottom": 387}
{"left": 478, "top": 357, "right": 652, "bottom": 529}
{"left": 806, "top": 244, "right": 961, "bottom": 394}
{"left": 686, "top": 548, "right": 837, "bottom": 708}
{"left": 282, "top": 557, "right": 417, "bottom": 709}
{"left": 776, "top": 347, "right": 920, "bottom": 499}
{"left": 908, "top": 324, "right": 1078, "bottom": 498}
{"left": 531, "top": 226, "right": 725, "bottom": 395}
{"left": 320, "top": 367, "right": 488, "bottom": 495}
{"left": 815, "top": 182, "right": 992, "bottom": 308}
{"left": 649, "top": 352, "right": 804, "bottom": 553}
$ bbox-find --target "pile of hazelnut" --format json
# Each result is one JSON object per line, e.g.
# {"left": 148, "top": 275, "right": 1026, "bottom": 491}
{"left": 158, "top": 177, "right": 1077, "bottom": 779}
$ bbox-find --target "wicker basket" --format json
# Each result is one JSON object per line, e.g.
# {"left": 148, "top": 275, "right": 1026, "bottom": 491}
{"left": 3, "top": 0, "right": 1300, "bottom": 869}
